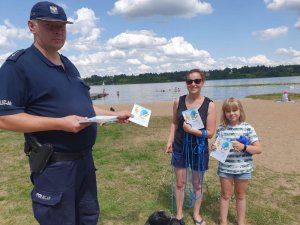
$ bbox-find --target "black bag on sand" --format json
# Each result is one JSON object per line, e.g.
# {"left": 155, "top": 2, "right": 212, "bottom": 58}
{"left": 144, "top": 211, "right": 181, "bottom": 225}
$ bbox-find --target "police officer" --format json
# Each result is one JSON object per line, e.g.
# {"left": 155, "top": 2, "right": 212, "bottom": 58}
{"left": 0, "top": 1, "right": 131, "bottom": 225}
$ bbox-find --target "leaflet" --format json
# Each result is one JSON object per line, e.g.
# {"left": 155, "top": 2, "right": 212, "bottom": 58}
{"left": 210, "top": 137, "right": 232, "bottom": 163}
{"left": 182, "top": 108, "right": 204, "bottom": 130}
{"left": 128, "top": 104, "right": 151, "bottom": 127}
{"left": 79, "top": 116, "right": 118, "bottom": 125}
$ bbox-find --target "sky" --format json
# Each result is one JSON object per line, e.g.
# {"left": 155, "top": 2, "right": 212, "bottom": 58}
{"left": 0, "top": 0, "right": 300, "bottom": 78}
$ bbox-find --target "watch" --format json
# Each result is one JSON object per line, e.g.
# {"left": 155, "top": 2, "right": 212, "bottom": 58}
{"left": 243, "top": 144, "right": 247, "bottom": 152}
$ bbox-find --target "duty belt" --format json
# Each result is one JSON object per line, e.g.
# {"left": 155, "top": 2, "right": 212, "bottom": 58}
{"left": 49, "top": 150, "right": 90, "bottom": 162}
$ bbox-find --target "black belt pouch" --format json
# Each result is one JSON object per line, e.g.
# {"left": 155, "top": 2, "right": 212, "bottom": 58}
{"left": 29, "top": 144, "right": 53, "bottom": 174}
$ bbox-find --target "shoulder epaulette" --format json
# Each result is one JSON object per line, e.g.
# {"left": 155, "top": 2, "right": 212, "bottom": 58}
{"left": 6, "top": 49, "right": 25, "bottom": 62}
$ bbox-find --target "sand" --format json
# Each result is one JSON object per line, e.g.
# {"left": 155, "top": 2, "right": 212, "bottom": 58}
{"left": 98, "top": 99, "right": 300, "bottom": 173}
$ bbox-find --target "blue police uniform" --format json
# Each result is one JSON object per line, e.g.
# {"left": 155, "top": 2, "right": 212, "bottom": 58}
{"left": 0, "top": 45, "right": 100, "bottom": 225}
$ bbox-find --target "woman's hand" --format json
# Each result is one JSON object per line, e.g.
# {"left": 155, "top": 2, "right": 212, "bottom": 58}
{"left": 183, "top": 121, "right": 193, "bottom": 133}
{"left": 165, "top": 142, "right": 173, "bottom": 153}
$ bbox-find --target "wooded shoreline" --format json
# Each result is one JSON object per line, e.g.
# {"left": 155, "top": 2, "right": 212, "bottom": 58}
{"left": 84, "top": 64, "right": 300, "bottom": 85}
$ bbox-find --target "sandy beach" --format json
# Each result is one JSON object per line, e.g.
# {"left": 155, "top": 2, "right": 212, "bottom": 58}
{"left": 98, "top": 99, "right": 300, "bottom": 173}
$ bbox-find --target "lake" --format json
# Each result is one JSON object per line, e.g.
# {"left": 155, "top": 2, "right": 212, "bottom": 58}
{"left": 90, "top": 76, "right": 300, "bottom": 105}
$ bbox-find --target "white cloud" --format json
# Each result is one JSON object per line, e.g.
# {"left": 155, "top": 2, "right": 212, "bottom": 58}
{"left": 0, "top": 20, "right": 31, "bottom": 50}
{"left": 275, "top": 47, "right": 300, "bottom": 64}
{"left": 70, "top": 52, "right": 121, "bottom": 76}
{"left": 106, "top": 31, "right": 216, "bottom": 75}
{"left": 138, "top": 64, "right": 152, "bottom": 72}
{"left": 68, "top": 8, "right": 100, "bottom": 38}
{"left": 67, "top": 29, "right": 218, "bottom": 77}
{"left": 66, "top": 8, "right": 101, "bottom": 52}
{"left": 107, "top": 30, "right": 167, "bottom": 49}
{"left": 276, "top": 47, "right": 300, "bottom": 57}
{"left": 160, "top": 63, "right": 172, "bottom": 69}
{"left": 70, "top": 52, "right": 106, "bottom": 66}
{"left": 160, "top": 37, "right": 211, "bottom": 59}
{"left": 223, "top": 56, "right": 248, "bottom": 64}
{"left": 143, "top": 54, "right": 159, "bottom": 64}
{"left": 218, "top": 55, "right": 274, "bottom": 69}
{"left": 248, "top": 54, "right": 273, "bottom": 65}
{"left": 128, "top": 49, "right": 138, "bottom": 56}
{"left": 109, "top": 0, "right": 213, "bottom": 18}
{"left": 264, "top": 0, "right": 300, "bottom": 28}
{"left": 109, "top": 50, "right": 126, "bottom": 58}
{"left": 252, "top": 26, "right": 288, "bottom": 40}
{"left": 69, "top": 26, "right": 300, "bottom": 77}
{"left": 127, "top": 58, "right": 141, "bottom": 65}
{"left": 264, "top": 0, "right": 300, "bottom": 11}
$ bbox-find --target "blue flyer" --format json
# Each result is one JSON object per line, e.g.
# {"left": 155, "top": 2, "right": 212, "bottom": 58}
{"left": 129, "top": 104, "right": 151, "bottom": 127}
{"left": 210, "top": 137, "right": 232, "bottom": 163}
{"left": 182, "top": 108, "right": 204, "bottom": 130}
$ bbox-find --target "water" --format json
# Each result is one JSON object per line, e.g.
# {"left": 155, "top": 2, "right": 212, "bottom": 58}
{"left": 90, "top": 76, "right": 300, "bottom": 105}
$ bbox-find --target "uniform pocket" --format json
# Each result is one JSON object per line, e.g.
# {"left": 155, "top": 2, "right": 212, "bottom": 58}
{"left": 31, "top": 189, "right": 62, "bottom": 206}
{"left": 31, "top": 189, "right": 75, "bottom": 225}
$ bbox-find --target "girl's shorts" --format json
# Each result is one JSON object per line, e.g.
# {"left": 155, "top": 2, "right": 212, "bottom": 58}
{"left": 218, "top": 171, "right": 252, "bottom": 180}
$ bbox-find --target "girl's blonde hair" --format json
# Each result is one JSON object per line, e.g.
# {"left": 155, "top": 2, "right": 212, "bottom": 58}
{"left": 220, "top": 97, "right": 246, "bottom": 125}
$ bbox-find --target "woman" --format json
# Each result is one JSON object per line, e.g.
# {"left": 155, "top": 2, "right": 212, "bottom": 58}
{"left": 166, "top": 69, "right": 217, "bottom": 225}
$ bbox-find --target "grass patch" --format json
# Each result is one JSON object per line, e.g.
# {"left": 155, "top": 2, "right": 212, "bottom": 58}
{"left": 246, "top": 92, "right": 300, "bottom": 100}
{"left": 0, "top": 117, "right": 299, "bottom": 224}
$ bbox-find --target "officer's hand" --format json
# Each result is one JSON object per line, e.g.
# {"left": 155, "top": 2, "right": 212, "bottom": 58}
{"left": 116, "top": 111, "right": 132, "bottom": 123}
{"left": 60, "top": 115, "right": 91, "bottom": 133}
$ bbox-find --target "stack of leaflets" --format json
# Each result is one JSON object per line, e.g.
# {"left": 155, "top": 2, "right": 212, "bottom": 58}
{"left": 79, "top": 116, "right": 118, "bottom": 125}
{"left": 128, "top": 104, "right": 152, "bottom": 127}
{"left": 210, "top": 137, "right": 232, "bottom": 163}
{"left": 182, "top": 108, "right": 204, "bottom": 129}
{"left": 79, "top": 104, "right": 152, "bottom": 127}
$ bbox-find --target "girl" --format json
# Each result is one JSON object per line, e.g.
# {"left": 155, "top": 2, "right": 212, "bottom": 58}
{"left": 211, "top": 97, "right": 262, "bottom": 225}
{"left": 166, "top": 68, "right": 217, "bottom": 225}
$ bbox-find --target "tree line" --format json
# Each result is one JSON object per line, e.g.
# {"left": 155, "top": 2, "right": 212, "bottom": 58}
{"left": 84, "top": 65, "right": 300, "bottom": 85}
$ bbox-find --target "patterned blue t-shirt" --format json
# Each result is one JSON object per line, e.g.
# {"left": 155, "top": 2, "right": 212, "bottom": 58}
{"left": 216, "top": 122, "right": 259, "bottom": 174}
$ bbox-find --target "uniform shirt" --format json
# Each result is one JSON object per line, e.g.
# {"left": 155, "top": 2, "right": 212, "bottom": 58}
{"left": 216, "top": 122, "right": 258, "bottom": 174}
{"left": 0, "top": 45, "right": 97, "bottom": 153}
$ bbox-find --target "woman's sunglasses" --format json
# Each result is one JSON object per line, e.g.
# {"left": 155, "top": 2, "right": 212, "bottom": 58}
{"left": 186, "top": 79, "right": 202, "bottom": 85}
